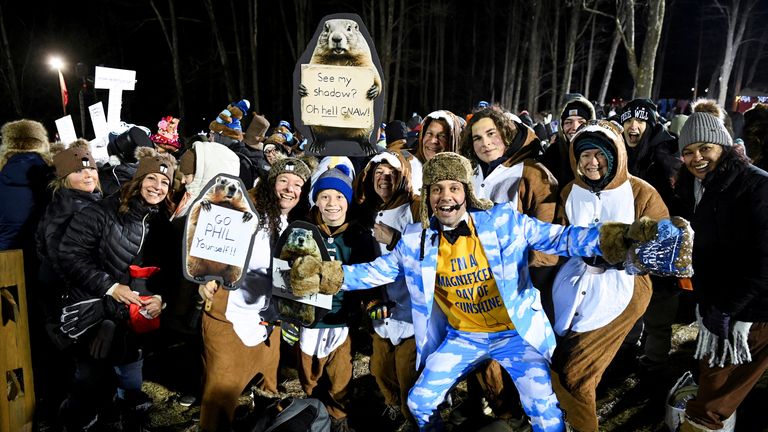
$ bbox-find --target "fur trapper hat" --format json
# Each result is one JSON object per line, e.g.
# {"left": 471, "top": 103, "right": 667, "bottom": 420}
{"left": 268, "top": 157, "right": 312, "bottom": 184}
{"left": 419, "top": 152, "right": 492, "bottom": 228}
{"left": 134, "top": 146, "right": 177, "bottom": 182}
{"left": 678, "top": 99, "right": 732, "bottom": 152}
{"left": 52, "top": 139, "right": 96, "bottom": 178}
{"left": 1, "top": 119, "right": 49, "bottom": 152}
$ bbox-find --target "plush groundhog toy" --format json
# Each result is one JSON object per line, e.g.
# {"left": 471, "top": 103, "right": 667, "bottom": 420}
{"left": 209, "top": 99, "right": 251, "bottom": 141}
{"left": 299, "top": 18, "right": 381, "bottom": 154}
{"left": 186, "top": 175, "right": 254, "bottom": 288}
{"left": 279, "top": 228, "right": 322, "bottom": 297}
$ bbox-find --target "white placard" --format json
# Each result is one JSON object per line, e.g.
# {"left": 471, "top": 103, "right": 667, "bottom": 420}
{"left": 106, "top": 89, "right": 123, "bottom": 130}
{"left": 89, "top": 136, "right": 109, "bottom": 164}
{"left": 300, "top": 64, "right": 375, "bottom": 129}
{"left": 189, "top": 204, "right": 256, "bottom": 267}
{"left": 55, "top": 115, "right": 78, "bottom": 146}
{"left": 94, "top": 66, "right": 136, "bottom": 90}
{"left": 88, "top": 102, "right": 109, "bottom": 139}
{"left": 271, "top": 257, "right": 333, "bottom": 309}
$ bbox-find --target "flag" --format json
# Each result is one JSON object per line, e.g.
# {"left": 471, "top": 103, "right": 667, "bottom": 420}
{"left": 58, "top": 70, "right": 69, "bottom": 113}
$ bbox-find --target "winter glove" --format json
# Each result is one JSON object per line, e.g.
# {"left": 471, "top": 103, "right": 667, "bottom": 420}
{"left": 88, "top": 319, "right": 116, "bottom": 359}
{"left": 281, "top": 322, "right": 300, "bottom": 346}
{"left": 366, "top": 300, "right": 395, "bottom": 320}
{"left": 129, "top": 265, "right": 161, "bottom": 296}
{"left": 702, "top": 305, "right": 731, "bottom": 339}
{"left": 318, "top": 260, "right": 344, "bottom": 295}
{"left": 626, "top": 216, "right": 658, "bottom": 242}
{"left": 60, "top": 298, "right": 105, "bottom": 338}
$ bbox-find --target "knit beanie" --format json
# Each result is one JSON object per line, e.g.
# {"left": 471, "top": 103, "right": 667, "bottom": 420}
{"left": 678, "top": 113, "right": 733, "bottom": 151}
{"left": 620, "top": 98, "right": 658, "bottom": 128}
{"left": 149, "top": 116, "right": 181, "bottom": 152}
{"left": 51, "top": 139, "right": 97, "bottom": 178}
{"left": 385, "top": 120, "right": 408, "bottom": 145}
{"left": 561, "top": 96, "right": 595, "bottom": 121}
{"left": 420, "top": 152, "right": 493, "bottom": 228}
{"left": 108, "top": 127, "right": 153, "bottom": 163}
{"left": 134, "top": 147, "right": 176, "bottom": 182}
{"left": 268, "top": 157, "right": 312, "bottom": 184}
{"left": 312, "top": 165, "right": 353, "bottom": 203}
{"left": 1, "top": 119, "right": 49, "bottom": 151}
{"left": 178, "top": 149, "right": 196, "bottom": 175}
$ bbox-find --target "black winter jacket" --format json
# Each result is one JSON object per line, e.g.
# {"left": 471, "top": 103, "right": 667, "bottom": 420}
{"left": 98, "top": 162, "right": 137, "bottom": 197}
{"left": 626, "top": 124, "right": 681, "bottom": 206}
{"left": 58, "top": 194, "right": 175, "bottom": 302}
{"left": 672, "top": 150, "right": 768, "bottom": 322}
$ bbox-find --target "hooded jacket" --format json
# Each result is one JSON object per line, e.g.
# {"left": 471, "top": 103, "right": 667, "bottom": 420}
{"left": 414, "top": 110, "right": 464, "bottom": 164}
{"left": 464, "top": 118, "right": 559, "bottom": 271}
{"left": 625, "top": 122, "right": 681, "bottom": 206}
{"left": 0, "top": 152, "right": 53, "bottom": 250}
{"left": 553, "top": 122, "right": 668, "bottom": 335}
{"left": 172, "top": 141, "right": 241, "bottom": 219}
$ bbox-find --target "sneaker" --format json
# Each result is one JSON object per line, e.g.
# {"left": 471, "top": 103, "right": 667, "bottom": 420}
{"left": 331, "top": 417, "right": 355, "bottom": 432}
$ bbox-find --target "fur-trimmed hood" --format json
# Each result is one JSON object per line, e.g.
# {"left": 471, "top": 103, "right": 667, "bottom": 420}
{"left": 0, "top": 119, "right": 51, "bottom": 171}
{"left": 569, "top": 120, "right": 629, "bottom": 191}
{"left": 415, "top": 110, "right": 464, "bottom": 163}
{"left": 354, "top": 150, "right": 415, "bottom": 211}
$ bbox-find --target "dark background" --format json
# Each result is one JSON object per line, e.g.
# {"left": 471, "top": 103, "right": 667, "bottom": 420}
{"left": 1, "top": 0, "right": 766, "bottom": 139}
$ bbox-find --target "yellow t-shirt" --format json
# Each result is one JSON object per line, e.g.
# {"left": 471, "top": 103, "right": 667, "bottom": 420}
{"left": 434, "top": 218, "right": 514, "bottom": 332}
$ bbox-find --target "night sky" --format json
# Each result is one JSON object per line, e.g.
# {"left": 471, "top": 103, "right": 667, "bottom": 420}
{"left": 1, "top": 0, "right": 766, "bottom": 140}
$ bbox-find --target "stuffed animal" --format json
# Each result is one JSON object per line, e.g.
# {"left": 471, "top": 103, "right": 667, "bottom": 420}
{"left": 209, "top": 99, "right": 251, "bottom": 141}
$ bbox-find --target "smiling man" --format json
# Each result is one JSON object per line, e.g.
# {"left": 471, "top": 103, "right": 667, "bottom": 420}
{"left": 318, "top": 152, "right": 653, "bottom": 431}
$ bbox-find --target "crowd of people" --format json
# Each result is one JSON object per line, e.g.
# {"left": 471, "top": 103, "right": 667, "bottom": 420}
{"left": 0, "top": 95, "right": 767, "bottom": 432}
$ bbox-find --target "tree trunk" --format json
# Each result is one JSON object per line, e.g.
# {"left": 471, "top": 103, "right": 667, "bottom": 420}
{"left": 526, "top": 0, "right": 544, "bottom": 113}
{"left": 584, "top": 14, "right": 596, "bottom": 99}
{"left": 549, "top": 2, "right": 561, "bottom": 115}
{"left": 389, "top": 0, "right": 406, "bottom": 120}
{"left": 651, "top": 0, "right": 675, "bottom": 100}
{"left": 745, "top": 26, "right": 768, "bottom": 88}
{"left": 634, "top": 0, "right": 665, "bottom": 98}
{"left": 230, "top": 0, "right": 246, "bottom": 98}
{"left": 731, "top": 43, "right": 747, "bottom": 100}
{"left": 501, "top": 2, "right": 520, "bottom": 109}
{"left": 150, "top": 0, "right": 185, "bottom": 123}
{"left": 560, "top": 0, "right": 580, "bottom": 105}
{"left": 513, "top": 40, "right": 526, "bottom": 112}
{"left": 598, "top": 25, "right": 621, "bottom": 106}
{"left": 716, "top": 0, "right": 757, "bottom": 107}
{"left": 694, "top": 18, "right": 703, "bottom": 99}
{"left": 203, "top": 0, "right": 235, "bottom": 101}
{"left": 248, "top": 0, "right": 259, "bottom": 111}
{"left": 0, "top": 3, "right": 23, "bottom": 116}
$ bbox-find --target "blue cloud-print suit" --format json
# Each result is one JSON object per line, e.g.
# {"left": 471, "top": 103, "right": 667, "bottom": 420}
{"left": 342, "top": 203, "right": 603, "bottom": 430}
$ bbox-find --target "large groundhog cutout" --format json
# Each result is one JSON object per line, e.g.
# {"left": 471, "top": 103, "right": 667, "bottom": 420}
{"left": 183, "top": 174, "right": 257, "bottom": 289}
{"left": 272, "top": 221, "right": 334, "bottom": 326}
{"left": 293, "top": 13, "right": 385, "bottom": 157}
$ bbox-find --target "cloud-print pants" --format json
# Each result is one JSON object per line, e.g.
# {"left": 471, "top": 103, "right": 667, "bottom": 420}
{"left": 407, "top": 327, "right": 564, "bottom": 431}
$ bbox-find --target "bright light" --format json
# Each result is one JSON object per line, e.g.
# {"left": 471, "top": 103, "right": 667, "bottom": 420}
{"left": 691, "top": 87, "right": 695, "bottom": 92}
{"left": 49, "top": 56, "right": 64, "bottom": 70}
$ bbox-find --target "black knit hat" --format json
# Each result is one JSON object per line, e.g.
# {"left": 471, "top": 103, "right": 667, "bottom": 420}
{"left": 620, "top": 98, "right": 658, "bottom": 128}
{"left": 385, "top": 121, "right": 408, "bottom": 145}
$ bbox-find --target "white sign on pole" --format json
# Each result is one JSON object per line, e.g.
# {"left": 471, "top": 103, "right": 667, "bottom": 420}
{"left": 300, "top": 64, "right": 375, "bottom": 129}
{"left": 94, "top": 66, "right": 137, "bottom": 130}
{"left": 272, "top": 258, "right": 333, "bottom": 309}
{"left": 88, "top": 102, "right": 109, "bottom": 139}
{"left": 189, "top": 204, "right": 257, "bottom": 267}
{"left": 55, "top": 115, "right": 78, "bottom": 146}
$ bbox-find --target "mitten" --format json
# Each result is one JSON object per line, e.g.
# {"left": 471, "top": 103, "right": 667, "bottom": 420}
{"left": 366, "top": 300, "right": 395, "bottom": 320}
{"left": 60, "top": 298, "right": 105, "bottom": 338}
{"left": 702, "top": 305, "right": 731, "bottom": 339}
{"left": 88, "top": 319, "right": 116, "bottom": 359}
{"left": 318, "top": 260, "right": 344, "bottom": 295}
{"left": 290, "top": 255, "right": 322, "bottom": 297}
{"left": 626, "top": 216, "right": 658, "bottom": 242}
{"left": 598, "top": 222, "right": 631, "bottom": 265}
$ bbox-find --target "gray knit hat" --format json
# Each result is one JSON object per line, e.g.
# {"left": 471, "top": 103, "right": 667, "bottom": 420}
{"left": 678, "top": 112, "right": 732, "bottom": 152}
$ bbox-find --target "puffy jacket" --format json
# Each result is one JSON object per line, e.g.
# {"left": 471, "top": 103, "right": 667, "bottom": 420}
{"left": 0, "top": 153, "right": 52, "bottom": 250}
{"left": 58, "top": 194, "right": 173, "bottom": 302}
{"left": 98, "top": 162, "right": 137, "bottom": 197}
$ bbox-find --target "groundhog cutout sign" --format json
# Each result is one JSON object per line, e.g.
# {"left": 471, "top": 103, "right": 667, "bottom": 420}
{"left": 272, "top": 221, "right": 334, "bottom": 326}
{"left": 293, "top": 13, "right": 385, "bottom": 157}
{"left": 183, "top": 174, "right": 257, "bottom": 289}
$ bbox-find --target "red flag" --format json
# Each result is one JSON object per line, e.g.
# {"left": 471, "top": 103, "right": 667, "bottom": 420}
{"left": 58, "top": 70, "right": 68, "bottom": 113}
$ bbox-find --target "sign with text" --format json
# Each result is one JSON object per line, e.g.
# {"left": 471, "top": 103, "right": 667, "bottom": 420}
{"left": 88, "top": 102, "right": 109, "bottom": 139}
{"left": 189, "top": 204, "right": 256, "bottom": 266}
{"left": 300, "top": 64, "right": 375, "bottom": 129}
{"left": 55, "top": 115, "right": 78, "bottom": 146}
{"left": 94, "top": 66, "right": 137, "bottom": 129}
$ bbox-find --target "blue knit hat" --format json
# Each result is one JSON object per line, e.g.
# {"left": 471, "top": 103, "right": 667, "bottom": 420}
{"left": 312, "top": 165, "right": 353, "bottom": 204}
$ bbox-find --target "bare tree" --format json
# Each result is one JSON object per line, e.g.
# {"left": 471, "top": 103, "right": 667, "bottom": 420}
{"left": 230, "top": 0, "right": 246, "bottom": 97}
{"left": 584, "top": 14, "right": 596, "bottom": 99}
{"left": 712, "top": 0, "right": 758, "bottom": 107}
{"left": 501, "top": 1, "right": 522, "bottom": 110}
{"left": 203, "top": 0, "right": 235, "bottom": 101}
{"left": 247, "top": 0, "right": 259, "bottom": 111}
{"left": 0, "top": 3, "right": 22, "bottom": 117}
{"left": 560, "top": 0, "right": 581, "bottom": 104}
{"left": 150, "top": 0, "right": 185, "bottom": 122}
{"left": 525, "top": 0, "right": 545, "bottom": 113}
{"left": 615, "top": 0, "right": 666, "bottom": 98}
{"left": 548, "top": 2, "right": 561, "bottom": 114}
{"left": 597, "top": 24, "right": 622, "bottom": 106}
{"left": 651, "top": 0, "right": 676, "bottom": 99}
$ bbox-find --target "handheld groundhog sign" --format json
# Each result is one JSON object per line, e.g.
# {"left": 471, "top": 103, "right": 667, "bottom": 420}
{"left": 293, "top": 13, "right": 385, "bottom": 157}
{"left": 272, "top": 221, "right": 334, "bottom": 326}
{"left": 183, "top": 174, "right": 257, "bottom": 289}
